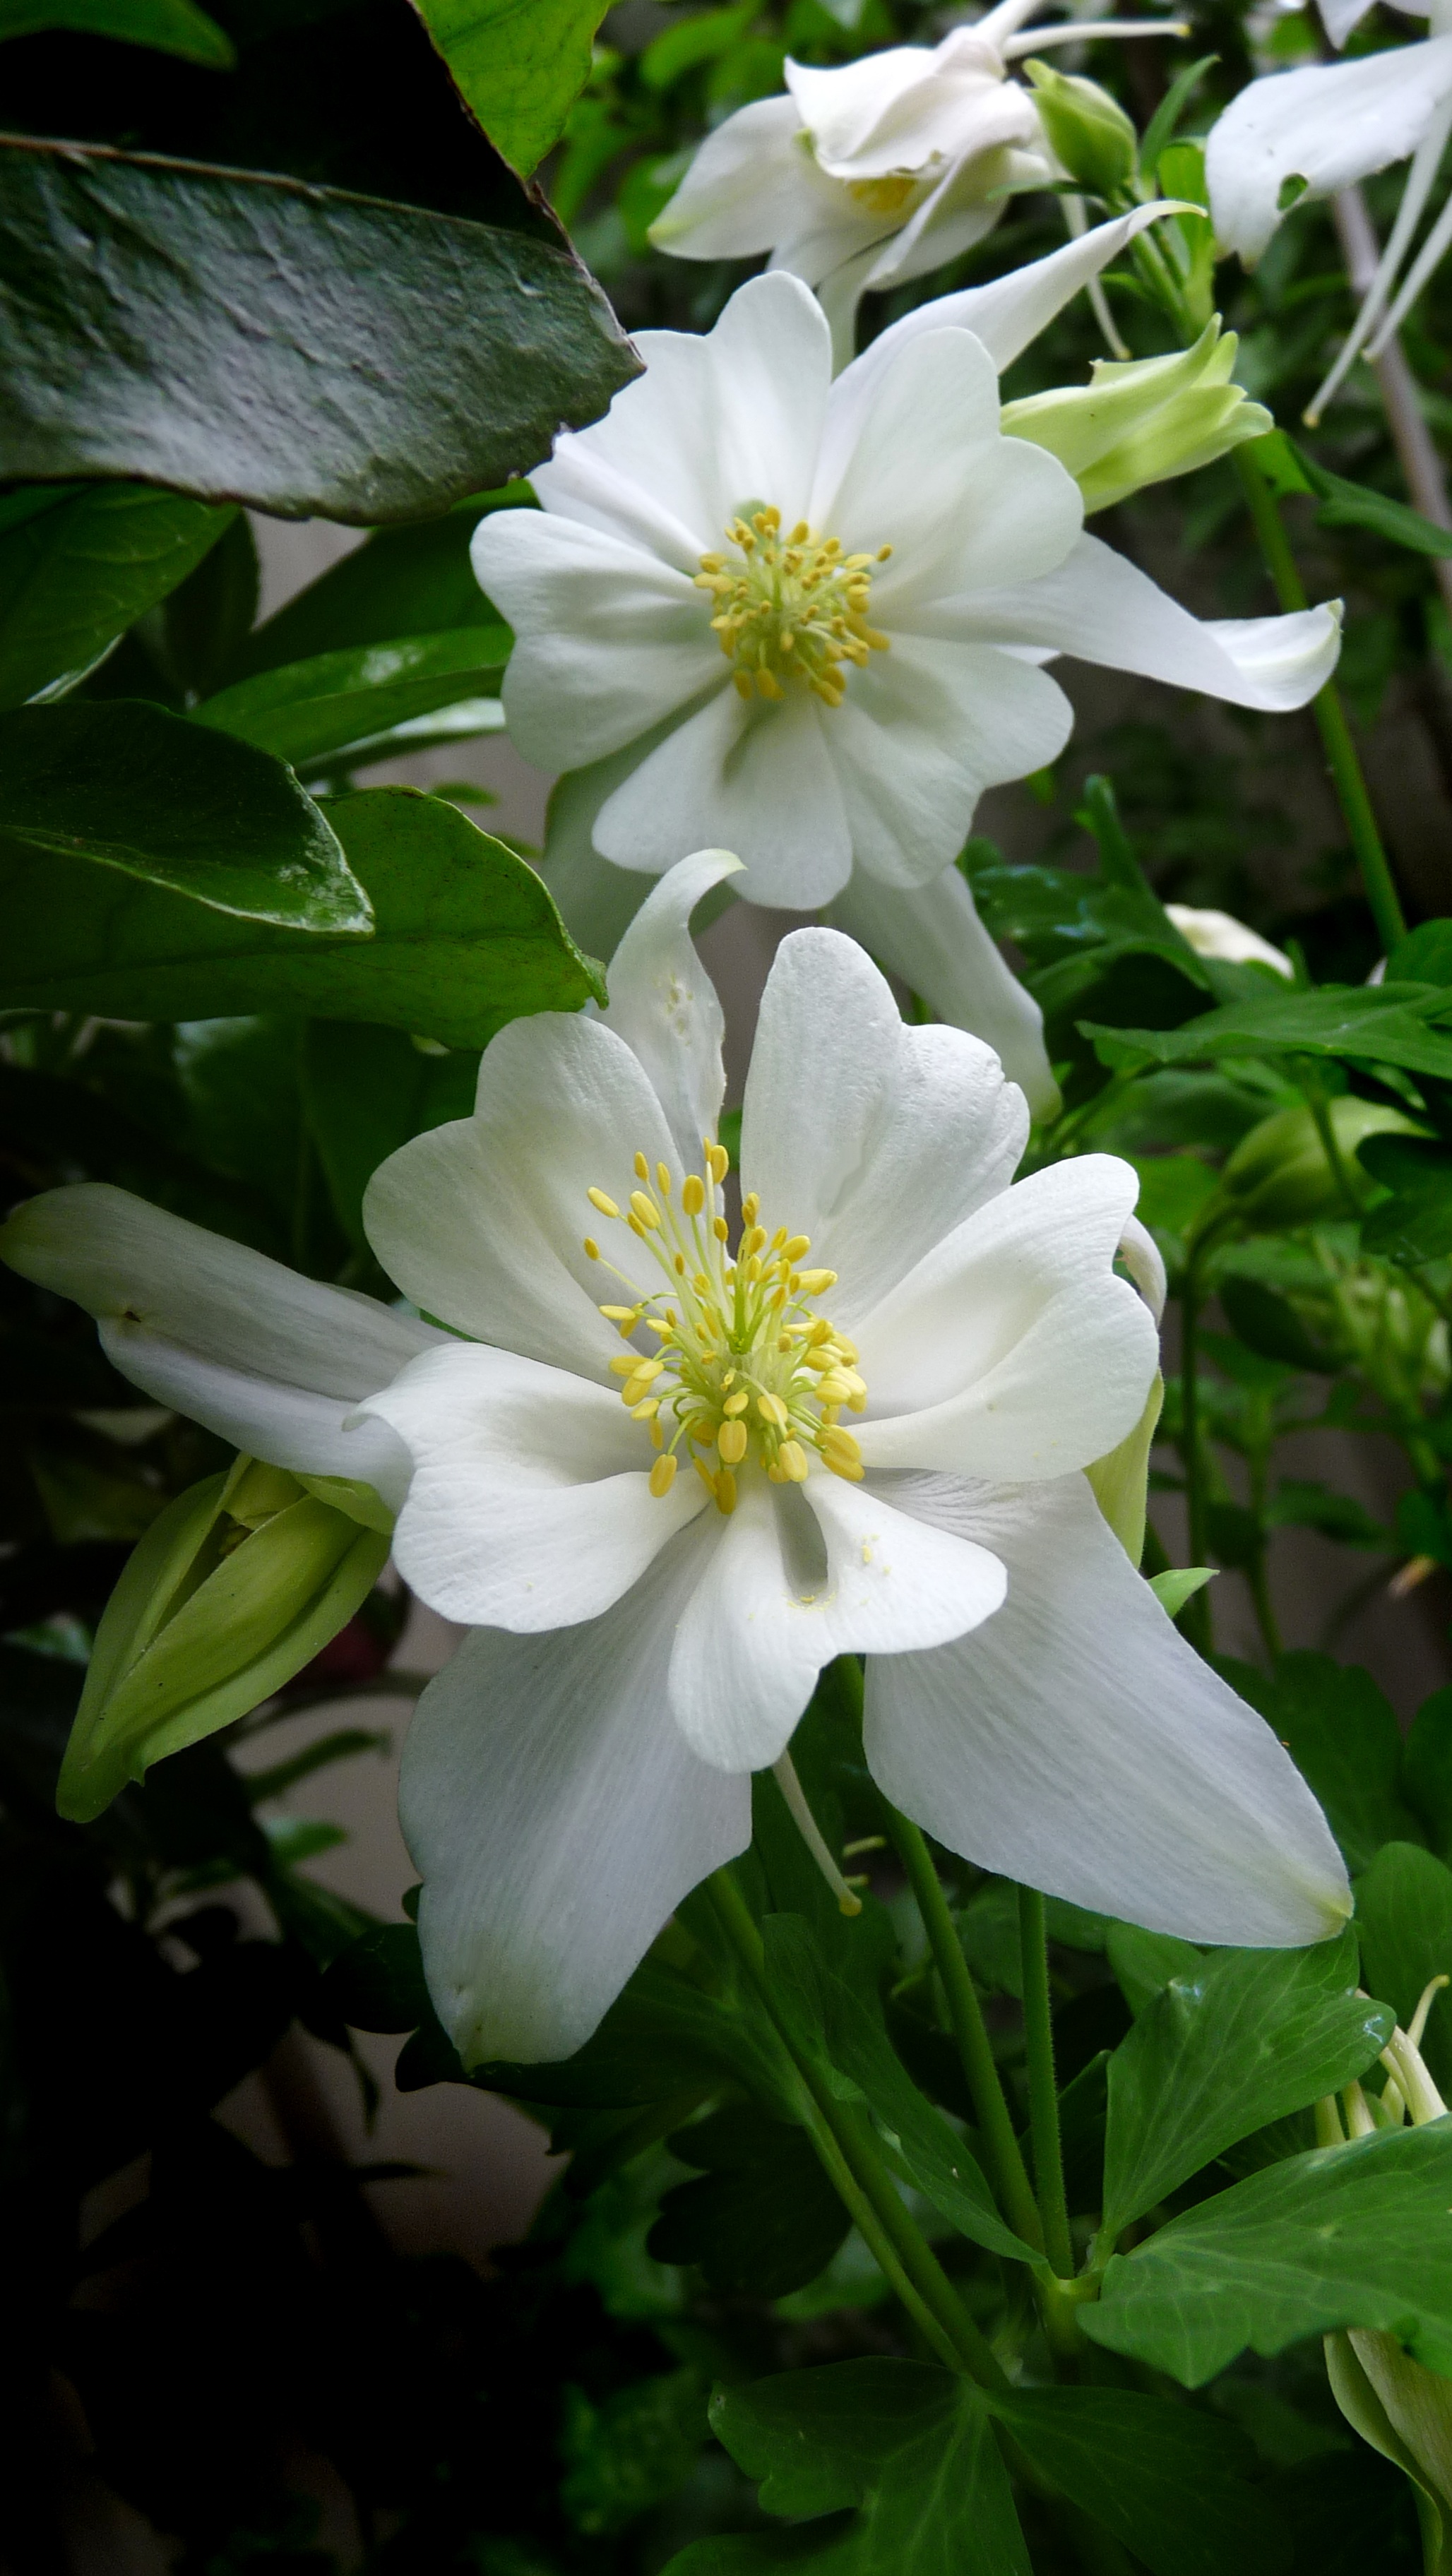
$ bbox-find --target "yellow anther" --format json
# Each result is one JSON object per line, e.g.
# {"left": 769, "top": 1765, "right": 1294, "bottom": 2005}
{"left": 757, "top": 1392, "right": 789, "bottom": 1426}
{"left": 706, "top": 1141, "right": 729, "bottom": 1185}
{"left": 796, "top": 1269, "right": 838, "bottom": 1294}
{"left": 778, "top": 1441, "right": 809, "bottom": 1483}
{"left": 599, "top": 1304, "right": 637, "bottom": 1322}
{"left": 816, "top": 1371, "right": 854, "bottom": 1405}
{"left": 715, "top": 1468, "right": 738, "bottom": 1515}
{"left": 583, "top": 1237, "right": 600, "bottom": 1260}
{"left": 633, "top": 1150, "right": 649, "bottom": 1180}
{"left": 756, "top": 669, "right": 784, "bottom": 700}
{"left": 624, "top": 1356, "right": 663, "bottom": 1390}
{"left": 821, "top": 1428, "right": 863, "bottom": 1474}
{"left": 742, "top": 1225, "right": 767, "bottom": 1258}
{"left": 631, "top": 1396, "right": 660, "bottom": 1420}
{"left": 722, "top": 1368, "right": 736, "bottom": 1388}
{"left": 656, "top": 1161, "right": 672, "bottom": 1197}
{"left": 674, "top": 1253, "right": 686, "bottom": 1274}
{"left": 723, "top": 1390, "right": 750, "bottom": 1417}
{"left": 782, "top": 1234, "right": 811, "bottom": 1263}
{"left": 695, "top": 1457, "right": 719, "bottom": 1500}
{"left": 742, "top": 1193, "right": 760, "bottom": 1224}
{"left": 682, "top": 1174, "right": 705, "bottom": 1217}
{"left": 644, "top": 1315, "right": 673, "bottom": 1337}
{"left": 733, "top": 672, "right": 753, "bottom": 699}
{"left": 609, "top": 1354, "right": 641, "bottom": 1377}
{"left": 587, "top": 1188, "right": 619, "bottom": 1220}
{"left": 650, "top": 1416, "right": 664, "bottom": 1449}
{"left": 713, "top": 1215, "right": 730, "bottom": 1241}
{"left": 649, "top": 1453, "right": 678, "bottom": 1498}
{"left": 630, "top": 1190, "right": 662, "bottom": 1229}
{"left": 718, "top": 1419, "right": 748, "bottom": 1464}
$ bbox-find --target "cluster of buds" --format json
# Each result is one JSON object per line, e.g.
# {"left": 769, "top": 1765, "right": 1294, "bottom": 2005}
{"left": 1003, "top": 319, "right": 1271, "bottom": 516}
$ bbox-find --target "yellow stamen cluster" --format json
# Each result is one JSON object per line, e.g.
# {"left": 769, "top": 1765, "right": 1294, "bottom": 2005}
{"left": 585, "top": 1143, "right": 867, "bottom": 1514}
{"left": 695, "top": 505, "right": 891, "bottom": 710}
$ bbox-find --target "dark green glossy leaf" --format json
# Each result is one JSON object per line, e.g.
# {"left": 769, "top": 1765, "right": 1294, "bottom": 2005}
{"left": 1257, "top": 431, "right": 1452, "bottom": 561}
{"left": 1106, "top": 1923, "right": 1201, "bottom": 2019}
{"left": 196, "top": 626, "right": 511, "bottom": 768}
{"left": 1405, "top": 1688, "right": 1452, "bottom": 1864}
{"left": 0, "top": 699, "right": 368, "bottom": 930}
{"left": 1085, "top": 984, "right": 1452, "bottom": 1082}
{"left": 669, "top": 2360, "right": 1028, "bottom": 2576}
{"left": 648, "top": 2106, "right": 850, "bottom": 2297}
{"left": 1356, "top": 1132, "right": 1452, "bottom": 1263}
{"left": 302, "top": 1021, "right": 480, "bottom": 1251}
{"left": 0, "top": 0, "right": 234, "bottom": 60}
{"left": 159, "top": 513, "right": 259, "bottom": 700}
{"left": 0, "top": 138, "right": 639, "bottom": 521}
{"left": 225, "top": 496, "right": 523, "bottom": 683}
{"left": 1218, "top": 1274, "right": 1340, "bottom": 1373}
{"left": 993, "top": 2386, "right": 1288, "bottom": 2576}
{"left": 1226, "top": 1654, "right": 1422, "bottom": 1876}
{"left": 412, "top": 0, "right": 613, "bottom": 179}
{"left": 0, "top": 482, "right": 234, "bottom": 710}
{"left": 1353, "top": 1842, "right": 1452, "bottom": 2097}
{"left": 1389, "top": 922, "right": 1452, "bottom": 987}
{"left": 1101, "top": 1931, "right": 1392, "bottom": 2238}
{"left": 0, "top": 784, "right": 602, "bottom": 1040}
{"left": 1084, "top": 2123, "right": 1452, "bottom": 2385}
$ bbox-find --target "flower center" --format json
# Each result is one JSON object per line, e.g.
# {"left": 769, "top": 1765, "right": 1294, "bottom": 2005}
{"left": 694, "top": 504, "right": 891, "bottom": 710}
{"left": 582, "top": 1143, "right": 867, "bottom": 1515}
{"left": 847, "top": 172, "right": 925, "bottom": 215}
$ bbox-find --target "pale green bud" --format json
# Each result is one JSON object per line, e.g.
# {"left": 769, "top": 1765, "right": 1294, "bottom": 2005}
{"left": 1001, "top": 321, "right": 1273, "bottom": 515}
{"left": 1085, "top": 1372, "right": 1163, "bottom": 1566}
{"left": 1219, "top": 1097, "right": 1423, "bottom": 1232}
{"left": 1023, "top": 59, "right": 1136, "bottom": 198}
{"left": 1326, "top": 2330, "right": 1452, "bottom": 2567}
{"left": 59, "top": 1453, "right": 392, "bottom": 1823}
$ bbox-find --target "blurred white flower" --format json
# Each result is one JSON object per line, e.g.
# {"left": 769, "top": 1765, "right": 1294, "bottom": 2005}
{"left": 1205, "top": 8, "right": 1452, "bottom": 419}
{"left": 0, "top": 854, "right": 1350, "bottom": 2066}
{"left": 475, "top": 231, "right": 1340, "bottom": 1116}
{"left": 1164, "top": 902, "right": 1295, "bottom": 977}
{"left": 648, "top": 1, "right": 1179, "bottom": 361}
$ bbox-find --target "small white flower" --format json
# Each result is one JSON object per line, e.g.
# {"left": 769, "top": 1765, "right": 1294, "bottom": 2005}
{"left": 649, "top": 1, "right": 1182, "bottom": 362}
{"left": 1164, "top": 902, "right": 1295, "bottom": 977}
{"left": 1205, "top": 8, "right": 1452, "bottom": 419}
{"left": 1, "top": 854, "right": 1350, "bottom": 2066}
{"left": 475, "top": 229, "right": 1340, "bottom": 1115}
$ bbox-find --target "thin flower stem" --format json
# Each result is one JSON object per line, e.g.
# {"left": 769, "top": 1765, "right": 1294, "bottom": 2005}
{"left": 1017, "top": 1888, "right": 1074, "bottom": 2280}
{"left": 704, "top": 1868, "right": 1009, "bottom": 2390}
{"left": 1177, "top": 1251, "right": 1213, "bottom": 1655}
{"left": 1233, "top": 446, "right": 1407, "bottom": 955}
{"left": 885, "top": 1805, "right": 1045, "bottom": 2256}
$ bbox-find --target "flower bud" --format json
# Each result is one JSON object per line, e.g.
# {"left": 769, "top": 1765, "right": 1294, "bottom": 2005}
{"left": 1085, "top": 1373, "right": 1163, "bottom": 1566}
{"left": 1220, "top": 1098, "right": 1423, "bottom": 1232}
{"left": 1001, "top": 321, "right": 1273, "bottom": 515}
{"left": 59, "top": 1453, "right": 392, "bottom": 1823}
{"left": 1023, "top": 59, "right": 1137, "bottom": 198}
{"left": 1163, "top": 902, "right": 1292, "bottom": 977}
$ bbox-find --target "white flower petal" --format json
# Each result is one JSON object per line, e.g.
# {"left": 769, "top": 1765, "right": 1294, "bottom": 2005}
{"left": 740, "top": 925, "right": 1028, "bottom": 1325}
{"left": 478, "top": 513, "right": 719, "bottom": 771}
{"left": 788, "top": 33, "right": 1011, "bottom": 178}
{"left": 356, "top": 1341, "right": 703, "bottom": 1628}
{"left": 599, "top": 847, "right": 740, "bottom": 1164}
{"left": 593, "top": 683, "right": 855, "bottom": 908}
{"left": 864, "top": 1472, "right": 1352, "bottom": 1946}
{"left": 95, "top": 1327, "right": 415, "bottom": 1508}
{"left": 852, "top": 1155, "right": 1158, "bottom": 1477}
{"left": 1205, "top": 40, "right": 1452, "bottom": 262}
{"left": 649, "top": 93, "right": 821, "bottom": 258}
{"left": 363, "top": 1015, "right": 677, "bottom": 1376}
{"left": 825, "top": 633, "right": 1073, "bottom": 886}
{"left": 953, "top": 532, "right": 1340, "bottom": 712}
{"left": 667, "top": 1467, "right": 1005, "bottom": 1771}
{"left": 812, "top": 326, "right": 1082, "bottom": 598}
{"left": 827, "top": 862, "right": 1061, "bottom": 1120}
{"left": 402, "top": 1538, "right": 750, "bottom": 2066}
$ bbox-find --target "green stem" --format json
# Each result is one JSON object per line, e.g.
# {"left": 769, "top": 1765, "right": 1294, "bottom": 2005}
{"left": 885, "top": 1806, "right": 1044, "bottom": 2257}
{"left": 1234, "top": 446, "right": 1406, "bottom": 955}
{"left": 704, "top": 1868, "right": 1008, "bottom": 2390}
{"left": 1018, "top": 1889, "right": 1074, "bottom": 2280}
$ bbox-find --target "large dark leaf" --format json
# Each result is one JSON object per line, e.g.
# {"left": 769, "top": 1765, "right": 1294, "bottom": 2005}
{"left": 0, "top": 482, "right": 234, "bottom": 709}
{"left": 195, "top": 626, "right": 511, "bottom": 770}
{"left": 0, "top": 0, "right": 234, "bottom": 59}
{"left": 0, "top": 699, "right": 368, "bottom": 929}
{"left": 0, "top": 136, "right": 639, "bottom": 521}
{"left": 0, "top": 783, "right": 602, "bottom": 1039}
{"left": 1085, "top": 984, "right": 1452, "bottom": 1082}
{"left": 223, "top": 498, "right": 521, "bottom": 683}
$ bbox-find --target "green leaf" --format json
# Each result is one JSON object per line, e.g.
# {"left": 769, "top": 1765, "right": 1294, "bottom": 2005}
{"left": 1083, "top": 2123, "right": 1452, "bottom": 2385}
{"left": 1389, "top": 922, "right": 1452, "bottom": 987}
{"left": 762, "top": 1914, "right": 1037, "bottom": 2265}
{"left": 1218, "top": 1273, "right": 1340, "bottom": 1373}
{"left": 1084, "top": 984, "right": 1452, "bottom": 1083}
{"left": 0, "top": 700, "right": 369, "bottom": 931}
{"left": 1265, "top": 1481, "right": 1391, "bottom": 1550}
{"left": 648, "top": 2106, "right": 851, "bottom": 2297}
{"left": 1353, "top": 1843, "right": 1452, "bottom": 2097}
{"left": 1405, "top": 1688, "right": 1452, "bottom": 1863}
{"left": 1227, "top": 1654, "right": 1422, "bottom": 1876}
{"left": 411, "top": 0, "right": 613, "bottom": 180}
{"left": 225, "top": 497, "right": 523, "bottom": 682}
{"left": 1254, "top": 430, "right": 1452, "bottom": 561}
{"left": 1106, "top": 1923, "right": 1201, "bottom": 2017}
{"left": 0, "top": 138, "right": 639, "bottom": 521}
{"left": 0, "top": 482, "right": 235, "bottom": 710}
{"left": 0, "top": 784, "right": 604, "bottom": 1042}
{"left": 1101, "top": 1931, "right": 1393, "bottom": 2238}
{"left": 0, "top": 0, "right": 234, "bottom": 63}
{"left": 992, "top": 2386, "right": 1288, "bottom": 2576}
{"left": 302, "top": 1022, "right": 480, "bottom": 1252}
{"left": 561, "top": 2370, "right": 707, "bottom": 2539}
{"left": 1357, "top": 1133, "right": 1452, "bottom": 1263}
{"left": 670, "top": 2360, "right": 1029, "bottom": 2576}
{"left": 195, "top": 626, "right": 511, "bottom": 770}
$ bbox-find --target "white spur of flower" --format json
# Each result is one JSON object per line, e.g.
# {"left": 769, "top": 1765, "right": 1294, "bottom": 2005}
{"left": 648, "top": 0, "right": 1184, "bottom": 363}
{"left": 475, "top": 221, "right": 1342, "bottom": 1120}
{"left": 1205, "top": 1, "right": 1452, "bottom": 422}
{"left": 0, "top": 851, "right": 1351, "bottom": 2071}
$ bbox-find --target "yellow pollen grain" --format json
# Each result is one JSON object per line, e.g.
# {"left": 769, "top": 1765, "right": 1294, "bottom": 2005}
{"left": 682, "top": 1174, "right": 705, "bottom": 1217}
{"left": 587, "top": 1188, "right": 619, "bottom": 1220}
{"left": 649, "top": 1453, "right": 677, "bottom": 1498}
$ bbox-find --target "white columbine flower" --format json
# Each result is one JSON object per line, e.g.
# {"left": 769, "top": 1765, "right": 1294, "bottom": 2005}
{"left": 475, "top": 225, "right": 1340, "bottom": 1119}
{"left": 648, "top": 1, "right": 1183, "bottom": 362}
{"left": 1163, "top": 902, "right": 1295, "bottom": 977}
{"left": 1205, "top": 5, "right": 1452, "bottom": 421}
{"left": 1, "top": 853, "right": 1350, "bottom": 2067}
